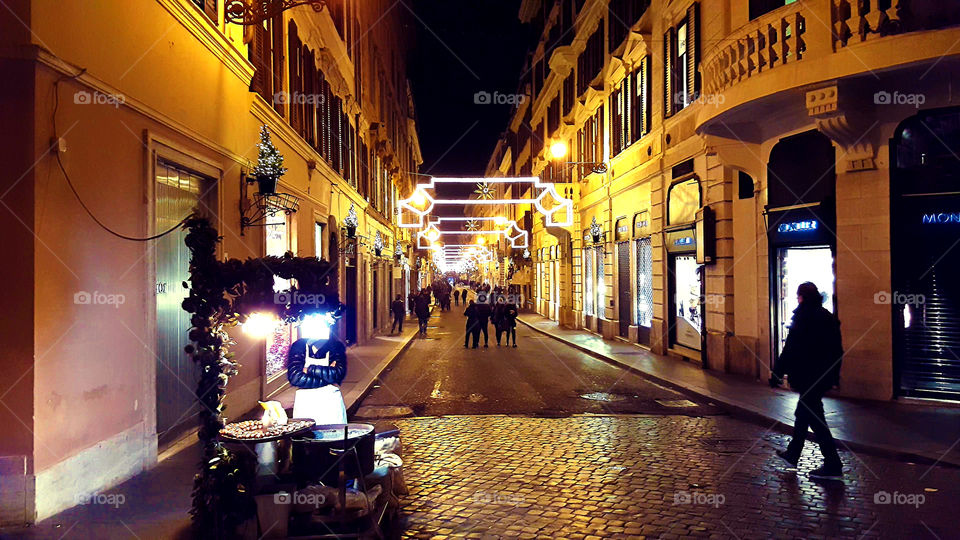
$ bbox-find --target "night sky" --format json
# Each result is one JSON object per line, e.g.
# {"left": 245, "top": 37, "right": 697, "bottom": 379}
{"left": 407, "top": 0, "right": 533, "bottom": 185}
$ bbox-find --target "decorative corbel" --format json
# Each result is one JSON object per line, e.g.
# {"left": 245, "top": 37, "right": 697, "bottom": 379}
{"left": 805, "top": 84, "right": 877, "bottom": 173}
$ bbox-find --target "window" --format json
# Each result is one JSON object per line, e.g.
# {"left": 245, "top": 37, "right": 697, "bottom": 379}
{"left": 577, "top": 106, "right": 604, "bottom": 176}
{"left": 315, "top": 222, "right": 325, "bottom": 259}
{"left": 750, "top": 0, "right": 797, "bottom": 20}
{"left": 664, "top": 3, "right": 699, "bottom": 117}
{"left": 668, "top": 178, "right": 701, "bottom": 225}
{"left": 577, "top": 24, "right": 604, "bottom": 96}
{"left": 608, "top": 0, "right": 650, "bottom": 52}
{"left": 191, "top": 0, "right": 217, "bottom": 22}
{"left": 249, "top": 16, "right": 284, "bottom": 114}
{"left": 265, "top": 211, "right": 292, "bottom": 378}
{"left": 609, "top": 57, "right": 652, "bottom": 158}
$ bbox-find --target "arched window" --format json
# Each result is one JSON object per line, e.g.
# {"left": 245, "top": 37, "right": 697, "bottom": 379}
{"left": 667, "top": 177, "right": 701, "bottom": 226}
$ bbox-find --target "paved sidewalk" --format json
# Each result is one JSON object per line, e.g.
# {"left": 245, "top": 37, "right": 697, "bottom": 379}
{"left": 0, "top": 317, "right": 424, "bottom": 538}
{"left": 519, "top": 313, "right": 960, "bottom": 468}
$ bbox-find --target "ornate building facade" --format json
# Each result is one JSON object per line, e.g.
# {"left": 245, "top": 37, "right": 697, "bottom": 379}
{"left": 0, "top": 0, "right": 420, "bottom": 523}
{"left": 486, "top": 0, "right": 960, "bottom": 403}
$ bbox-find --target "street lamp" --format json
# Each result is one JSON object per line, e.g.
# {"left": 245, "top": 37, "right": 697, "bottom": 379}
{"left": 549, "top": 139, "right": 607, "bottom": 175}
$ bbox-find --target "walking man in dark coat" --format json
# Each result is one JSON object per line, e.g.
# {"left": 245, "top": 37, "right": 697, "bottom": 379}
{"left": 414, "top": 290, "right": 431, "bottom": 337}
{"left": 473, "top": 296, "right": 492, "bottom": 348}
{"left": 390, "top": 294, "right": 406, "bottom": 334}
{"left": 770, "top": 281, "right": 844, "bottom": 479}
{"left": 463, "top": 300, "right": 480, "bottom": 348}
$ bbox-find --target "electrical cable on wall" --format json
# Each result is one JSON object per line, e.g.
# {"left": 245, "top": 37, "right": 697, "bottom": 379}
{"left": 52, "top": 68, "right": 191, "bottom": 242}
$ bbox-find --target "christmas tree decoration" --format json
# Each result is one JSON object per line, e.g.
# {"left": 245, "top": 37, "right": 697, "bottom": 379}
{"left": 252, "top": 125, "right": 287, "bottom": 194}
{"left": 590, "top": 216, "right": 602, "bottom": 243}
{"left": 373, "top": 231, "right": 384, "bottom": 256}
{"left": 343, "top": 203, "right": 359, "bottom": 237}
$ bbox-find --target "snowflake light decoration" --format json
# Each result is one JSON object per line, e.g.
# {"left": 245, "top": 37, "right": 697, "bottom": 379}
{"left": 464, "top": 219, "right": 480, "bottom": 231}
{"left": 473, "top": 181, "right": 495, "bottom": 200}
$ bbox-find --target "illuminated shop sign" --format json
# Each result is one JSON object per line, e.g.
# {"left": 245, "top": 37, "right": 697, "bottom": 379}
{"left": 777, "top": 220, "right": 818, "bottom": 233}
{"left": 922, "top": 213, "right": 960, "bottom": 224}
{"left": 674, "top": 237, "right": 694, "bottom": 246}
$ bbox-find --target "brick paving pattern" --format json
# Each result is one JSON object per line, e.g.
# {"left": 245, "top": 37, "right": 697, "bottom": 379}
{"left": 392, "top": 415, "right": 955, "bottom": 539}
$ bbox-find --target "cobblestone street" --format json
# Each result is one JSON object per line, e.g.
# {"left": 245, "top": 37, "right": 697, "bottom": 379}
{"left": 392, "top": 415, "right": 955, "bottom": 539}
{"left": 358, "top": 311, "right": 958, "bottom": 539}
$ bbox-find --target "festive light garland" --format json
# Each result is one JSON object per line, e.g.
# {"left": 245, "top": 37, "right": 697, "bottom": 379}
{"left": 397, "top": 177, "right": 574, "bottom": 228}
{"left": 414, "top": 217, "right": 528, "bottom": 249}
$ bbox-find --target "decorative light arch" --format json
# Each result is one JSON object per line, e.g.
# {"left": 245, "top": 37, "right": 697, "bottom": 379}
{"left": 415, "top": 216, "right": 529, "bottom": 249}
{"left": 398, "top": 176, "right": 574, "bottom": 228}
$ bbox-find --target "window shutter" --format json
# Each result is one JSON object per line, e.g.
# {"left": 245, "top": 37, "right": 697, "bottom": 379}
{"left": 663, "top": 29, "right": 673, "bottom": 118}
{"left": 271, "top": 16, "right": 284, "bottom": 115}
{"left": 203, "top": 0, "right": 217, "bottom": 22}
{"left": 686, "top": 3, "right": 700, "bottom": 103}
{"left": 642, "top": 56, "right": 650, "bottom": 136}
{"left": 622, "top": 74, "right": 631, "bottom": 148}
{"left": 250, "top": 23, "right": 267, "bottom": 97}
{"left": 288, "top": 21, "right": 301, "bottom": 132}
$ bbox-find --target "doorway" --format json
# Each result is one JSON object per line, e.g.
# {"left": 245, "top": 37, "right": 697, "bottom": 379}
{"left": 670, "top": 253, "right": 704, "bottom": 351}
{"left": 773, "top": 246, "right": 835, "bottom": 355}
{"left": 154, "top": 159, "right": 213, "bottom": 446}
{"left": 617, "top": 242, "right": 631, "bottom": 337}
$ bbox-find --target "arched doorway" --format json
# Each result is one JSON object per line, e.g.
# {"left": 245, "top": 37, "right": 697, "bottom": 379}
{"left": 891, "top": 108, "right": 960, "bottom": 399}
{"left": 766, "top": 130, "right": 837, "bottom": 366}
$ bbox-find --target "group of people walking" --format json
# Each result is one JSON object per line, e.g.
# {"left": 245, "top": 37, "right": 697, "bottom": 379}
{"left": 463, "top": 287, "right": 518, "bottom": 348}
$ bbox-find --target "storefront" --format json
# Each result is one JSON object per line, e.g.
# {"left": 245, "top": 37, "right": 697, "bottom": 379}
{"left": 892, "top": 108, "right": 960, "bottom": 399}
{"left": 633, "top": 211, "right": 653, "bottom": 346}
{"left": 665, "top": 176, "right": 704, "bottom": 358}
{"left": 765, "top": 130, "right": 837, "bottom": 365}
{"left": 615, "top": 217, "right": 631, "bottom": 338}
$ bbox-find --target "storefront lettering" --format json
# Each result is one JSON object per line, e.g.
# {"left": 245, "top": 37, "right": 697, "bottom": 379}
{"left": 922, "top": 213, "right": 960, "bottom": 224}
{"left": 777, "top": 220, "right": 818, "bottom": 233}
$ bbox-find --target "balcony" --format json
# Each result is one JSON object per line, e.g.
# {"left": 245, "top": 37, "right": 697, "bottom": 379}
{"left": 701, "top": 1, "right": 811, "bottom": 99}
{"left": 697, "top": 0, "right": 960, "bottom": 135}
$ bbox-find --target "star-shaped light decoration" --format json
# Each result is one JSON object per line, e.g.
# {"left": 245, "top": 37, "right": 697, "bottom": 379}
{"left": 473, "top": 181, "right": 495, "bottom": 200}
{"left": 464, "top": 219, "right": 480, "bottom": 231}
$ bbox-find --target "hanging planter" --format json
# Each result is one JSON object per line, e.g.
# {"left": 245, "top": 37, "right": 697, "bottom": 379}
{"left": 373, "top": 231, "right": 384, "bottom": 257}
{"left": 252, "top": 125, "right": 287, "bottom": 195}
{"left": 255, "top": 174, "right": 278, "bottom": 195}
{"left": 589, "top": 216, "right": 602, "bottom": 244}
{"left": 344, "top": 203, "right": 359, "bottom": 238}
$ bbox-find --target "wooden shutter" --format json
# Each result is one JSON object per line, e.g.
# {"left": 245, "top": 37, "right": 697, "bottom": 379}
{"left": 250, "top": 22, "right": 268, "bottom": 97}
{"left": 288, "top": 21, "right": 301, "bottom": 132}
{"left": 203, "top": 0, "right": 217, "bottom": 22}
{"left": 641, "top": 56, "right": 650, "bottom": 136}
{"left": 686, "top": 3, "right": 700, "bottom": 104}
{"left": 301, "top": 44, "right": 310, "bottom": 140}
{"left": 271, "top": 15, "right": 284, "bottom": 115}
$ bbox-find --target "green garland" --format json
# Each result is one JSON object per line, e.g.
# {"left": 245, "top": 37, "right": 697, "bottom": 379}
{"left": 181, "top": 216, "right": 339, "bottom": 537}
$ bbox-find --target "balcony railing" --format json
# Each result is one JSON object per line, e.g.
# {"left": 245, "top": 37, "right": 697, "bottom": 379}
{"left": 831, "top": 0, "right": 960, "bottom": 49}
{"left": 702, "top": 1, "right": 808, "bottom": 98}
